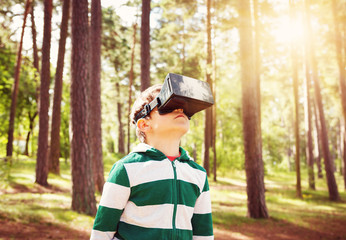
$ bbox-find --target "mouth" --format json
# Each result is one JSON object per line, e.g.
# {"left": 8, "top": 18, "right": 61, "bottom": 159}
{"left": 175, "top": 114, "right": 186, "bottom": 119}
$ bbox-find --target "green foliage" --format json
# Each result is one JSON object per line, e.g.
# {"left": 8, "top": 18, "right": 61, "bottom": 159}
{"left": 0, "top": 45, "right": 16, "bottom": 149}
{"left": 1, "top": 0, "right": 345, "bottom": 177}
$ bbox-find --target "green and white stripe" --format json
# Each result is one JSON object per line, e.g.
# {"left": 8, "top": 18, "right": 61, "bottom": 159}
{"left": 91, "top": 143, "right": 213, "bottom": 240}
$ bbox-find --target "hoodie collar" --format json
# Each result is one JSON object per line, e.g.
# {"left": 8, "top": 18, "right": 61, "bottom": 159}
{"left": 131, "top": 143, "right": 192, "bottom": 162}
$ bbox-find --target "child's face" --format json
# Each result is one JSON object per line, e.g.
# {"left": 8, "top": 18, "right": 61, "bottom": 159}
{"left": 147, "top": 108, "right": 190, "bottom": 137}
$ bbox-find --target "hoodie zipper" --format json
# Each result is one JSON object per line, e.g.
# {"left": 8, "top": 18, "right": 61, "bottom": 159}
{"left": 171, "top": 160, "right": 177, "bottom": 239}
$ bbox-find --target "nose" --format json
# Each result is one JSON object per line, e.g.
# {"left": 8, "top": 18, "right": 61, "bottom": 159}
{"left": 174, "top": 108, "right": 184, "bottom": 113}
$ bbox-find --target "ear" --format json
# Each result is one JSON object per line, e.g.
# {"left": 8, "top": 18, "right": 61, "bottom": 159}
{"left": 136, "top": 118, "right": 151, "bottom": 132}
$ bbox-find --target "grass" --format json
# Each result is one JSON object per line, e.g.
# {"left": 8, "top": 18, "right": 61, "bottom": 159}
{"left": 1, "top": 155, "right": 346, "bottom": 239}
{"left": 211, "top": 168, "right": 346, "bottom": 238}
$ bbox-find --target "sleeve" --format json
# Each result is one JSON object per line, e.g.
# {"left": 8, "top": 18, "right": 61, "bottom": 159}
{"left": 90, "top": 161, "right": 131, "bottom": 240}
{"left": 191, "top": 175, "right": 214, "bottom": 240}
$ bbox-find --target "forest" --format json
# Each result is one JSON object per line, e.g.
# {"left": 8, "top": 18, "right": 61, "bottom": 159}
{"left": 1, "top": 0, "right": 346, "bottom": 239}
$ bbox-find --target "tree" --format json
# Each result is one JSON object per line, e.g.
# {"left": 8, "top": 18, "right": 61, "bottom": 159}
{"left": 128, "top": 23, "right": 138, "bottom": 154}
{"left": 306, "top": 0, "right": 340, "bottom": 201}
{"left": 203, "top": 0, "right": 213, "bottom": 176}
{"left": 49, "top": 0, "right": 70, "bottom": 175}
{"left": 30, "top": 0, "right": 40, "bottom": 101}
{"left": 71, "top": 0, "right": 96, "bottom": 215}
{"left": 238, "top": 0, "right": 269, "bottom": 218}
{"left": 331, "top": 0, "right": 346, "bottom": 190}
{"left": 116, "top": 82, "right": 125, "bottom": 154}
{"left": 140, "top": 0, "right": 151, "bottom": 91}
{"left": 312, "top": 100, "right": 323, "bottom": 179}
{"left": 289, "top": 0, "right": 303, "bottom": 198}
{"left": 90, "top": 0, "right": 104, "bottom": 193}
{"left": 6, "top": 0, "right": 32, "bottom": 158}
{"left": 303, "top": 0, "right": 315, "bottom": 190}
{"left": 35, "top": 0, "right": 52, "bottom": 186}
{"left": 23, "top": 0, "right": 40, "bottom": 157}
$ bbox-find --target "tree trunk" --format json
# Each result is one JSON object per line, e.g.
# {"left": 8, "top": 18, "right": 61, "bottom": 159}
{"left": 6, "top": 0, "right": 32, "bottom": 158}
{"left": 203, "top": 0, "right": 213, "bottom": 176}
{"left": 49, "top": 0, "right": 70, "bottom": 175}
{"left": 303, "top": 2, "right": 316, "bottom": 189}
{"left": 212, "top": 0, "right": 217, "bottom": 182}
{"left": 331, "top": 0, "right": 346, "bottom": 191}
{"left": 128, "top": 23, "right": 137, "bottom": 154}
{"left": 314, "top": 76, "right": 340, "bottom": 201}
{"left": 90, "top": 0, "right": 104, "bottom": 193}
{"left": 290, "top": 0, "right": 302, "bottom": 198}
{"left": 35, "top": 0, "right": 52, "bottom": 186}
{"left": 24, "top": 112, "right": 37, "bottom": 156}
{"left": 253, "top": 0, "right": 263, "bottom": 157}
{"left": 71, "top": 0, "right": 97, "bottom": 216}
{"left": 238, "top": 0, "right": 268, "bottom": 218}
{"left": 306, "top": 0, "right": 340, "bottom": 201}
{"left": 312, "top": 99, "right": 323, "bottom": 179}
{"left": 303, "top": 70, "right": 315, "bottom": 190}
{"left": 140, "top": 0, "right": 151, "bottom": 91}
{"left": 116, "top": 83, "right": 125, "bottom": 154}
{"left": 30, "top": 0, "right": 40, "bottom": 103}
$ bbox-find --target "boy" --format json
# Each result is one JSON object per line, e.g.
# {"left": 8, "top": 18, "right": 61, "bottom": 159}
{"left": 91, "top": 82, "right": 214, "bottom": 239}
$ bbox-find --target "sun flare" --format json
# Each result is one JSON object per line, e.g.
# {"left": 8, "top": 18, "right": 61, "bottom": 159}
{"left": 271, "top": 14, "right": 305, "bottom": 44}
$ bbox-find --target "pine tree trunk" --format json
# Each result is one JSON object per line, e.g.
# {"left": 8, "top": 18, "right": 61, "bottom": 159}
{"left": 116, "top": 83, "right": 125, "bottom": 154}
{"left": 35, "top": 0, "right": 52, "bottom": 186}
{"left": 90, "top": 0, "right": 104, "bottom": 193}
{"left": 304, "top": 0, "right": 316, "bottom": 191}
{"left": 238, "top": 0, "right": 268, "bottom": 218}
{"left": 203, "top": 0, "right": 213, "bottom": 176}
{"left": 314, "top": 77, "right": 340, "bottom": 201}
{"left": 128, "top": 23, "right": 137, "bottom": 154}
{"left": 304, "top": 71, "right": 315, "bottom": 190}
{"left": 331, "top": 0, "right": 346, "bottom": 191}
{"left": 6, "top": 0, "right": 32, "bottom": 158}
{"left": 71, "top": 0, "right": 96, "bottom": 216}
{"left": 290, "top": 0, "right": 302, "bottom": 198}
{"left": 306, "top": 0, "right": 340, "bottom": 201}
{"left": 312, "top": 100, "right": 323, "bottom": 179}
{"left": 30, "top": 0, "right": 40, "bottom": 102}
{"left": 140, "top": 0, "right": 151, "bottom": 91}
{"left": 24, "top": 112, "right": 37, "bottom": 156}
{"left": 49, "top": 0, "right": 70, "bottom": 175}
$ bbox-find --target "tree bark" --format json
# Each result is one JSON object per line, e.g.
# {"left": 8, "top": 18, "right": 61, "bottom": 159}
{"left": 204, "top": 0, "right": 213, "bottom": 176}
{"left": 116, "top": 83, "right": 125, "bottom": 154}
{"left": 238, "top": 0, "right": 268, "bottom": 218}
{"left": 35, "top": 0, "right": 52, "bottom": 186}
{"left": 331, "top": 0, "right": 346, "bottom": 191}
{"left": 90, "top": 0, "right": 104, "bottom": 193}
{"left": 306, "top": 0, "right": 340, "bottom": 201}
{"left": 312, "top": 99, "right": 323, "bottom": 179}
{"left": 71, "top": 0, "right": 97, "bottom": 215}
{"left": 49, "top": 0, "right": 70, "bottom": 175}
{"left": 304, "top": 0, "right": 316, "bottom": 190}
{"left": 128, "top": 23, "right": 137, "bottom": 154}
{"left": 24, "top": 112, "right": 37, "bottom": 156}
{"left": 6, "top": 0, "right": 32, "bottom": 158}
{"left": 140, "top": 0, "right": 151, "bottom": 91}
{"left": 290, "top": 0, "right": 302, "bottom": 198}
{"left": 30, "top": 0, "right": 40, "bottom": 103}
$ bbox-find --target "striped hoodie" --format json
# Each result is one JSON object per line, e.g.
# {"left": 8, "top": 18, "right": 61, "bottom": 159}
{"left": 90, "top": 143, "right": 213, "bottom": 240}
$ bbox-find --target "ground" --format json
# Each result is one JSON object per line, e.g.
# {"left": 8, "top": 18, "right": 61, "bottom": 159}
{"left": 1, "top": 159, "right": 346, "bottom": 240}
{"left": 1, "top": 215, "right": 345, "bottom": 240}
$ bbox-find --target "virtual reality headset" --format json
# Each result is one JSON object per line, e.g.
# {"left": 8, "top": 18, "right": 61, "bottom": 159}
{"left": 134, "top": 73, "right": 214, "bottom": 123}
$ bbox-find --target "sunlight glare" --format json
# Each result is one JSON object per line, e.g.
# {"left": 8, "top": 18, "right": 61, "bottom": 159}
{"left": 271, "top": 15, "right": 304, "bottom": 44}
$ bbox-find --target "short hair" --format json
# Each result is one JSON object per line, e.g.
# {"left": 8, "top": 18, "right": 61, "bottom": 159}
{"left": 130, "top": 84, "right": 162, "bottom": 143}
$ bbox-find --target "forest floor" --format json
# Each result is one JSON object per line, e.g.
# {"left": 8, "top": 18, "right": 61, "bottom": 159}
{"left": 0, "top": 156, "right": 346, "bottom": 240}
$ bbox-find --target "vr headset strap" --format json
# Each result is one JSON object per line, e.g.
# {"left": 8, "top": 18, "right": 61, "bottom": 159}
{"left": 134, "top": 97, "right": 161, "bottom": 123}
